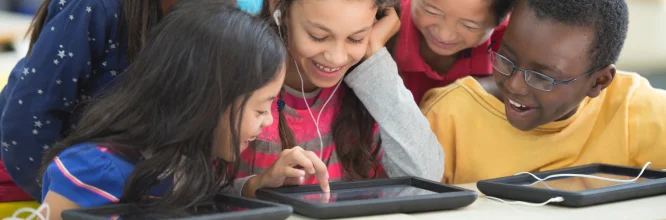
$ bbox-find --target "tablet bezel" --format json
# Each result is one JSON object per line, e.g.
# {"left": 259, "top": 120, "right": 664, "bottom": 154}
{"left": 61, "top": 194, "right": 293, "bottom": 220}
{"left": 477, "top": 163, "right": 666, "bottom": 207}
{"left": 256, "top": 177, "right": 477, "bottom": 219}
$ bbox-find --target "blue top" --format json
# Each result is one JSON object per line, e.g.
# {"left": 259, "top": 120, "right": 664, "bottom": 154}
{"left": 237, "top": 0, "right": 263, "bottom": 15}
{"left": 42, "top": 143, "right": 171, "bottom": 207}
{"left": 1, "top": 0, "right": 126, "bottom": 200}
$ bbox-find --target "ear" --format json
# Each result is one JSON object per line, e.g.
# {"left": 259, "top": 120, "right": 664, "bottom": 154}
{"left": 586, "top": 64, "right": 616, "bottom": 98}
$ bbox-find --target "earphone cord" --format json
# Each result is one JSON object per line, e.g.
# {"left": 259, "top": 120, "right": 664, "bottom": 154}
{"left": 487, "top": 161, "right": 652, "bottom": 207}
{"left": 274, "top": 9, "right": 343, "bottom": 159}
{"left": 486, "top": 195, "right": 564, "bottom": 207}
{"left": 294, "top": 59, "right": 343, "bottom": 159}
{"left": 4, "top": 203, "right": 50, "bottom": 220}
{"left": 517, "top": 162, "right": 652, "bottom": 185}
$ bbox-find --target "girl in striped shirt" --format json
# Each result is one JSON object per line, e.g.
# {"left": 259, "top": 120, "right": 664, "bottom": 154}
{"left": 237, "top": 0, "right": 446, "bottom": 197}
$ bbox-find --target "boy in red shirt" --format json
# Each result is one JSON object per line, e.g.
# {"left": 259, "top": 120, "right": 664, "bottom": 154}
{"left": 393, "top": 0, "right": 515, "bottom": 104}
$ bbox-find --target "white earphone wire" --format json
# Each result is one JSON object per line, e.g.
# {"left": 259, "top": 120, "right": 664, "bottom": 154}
{"left": 4, "top": 203, "right": 50, "bottom": 220}
{"left": 486, "top": 195, "right": 564, "bottom": 207}
{"left": 487, "top": 162, "right": 653, "bottom": 207}
{"left": 274, "top": 9, "right": 342, "bottom": 159}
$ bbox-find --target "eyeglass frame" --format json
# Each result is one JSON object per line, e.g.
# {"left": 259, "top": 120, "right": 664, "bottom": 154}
{"left": 485, "top": 43, "right": 603, "bottom": 92}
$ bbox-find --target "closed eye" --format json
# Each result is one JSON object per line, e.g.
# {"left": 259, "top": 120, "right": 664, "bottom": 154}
{"left": 309, "top": 33, "right": 327, "bottom": 42}
{"left": 348, "top": 37, "right": 363, "bottom": 44}
{"left": 462, "top": 24, "right": 479, "bottom": 31}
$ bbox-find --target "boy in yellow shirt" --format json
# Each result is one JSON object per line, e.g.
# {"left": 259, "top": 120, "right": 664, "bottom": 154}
{"left": 421, "top": 0, "right": 666, "bottom": 184}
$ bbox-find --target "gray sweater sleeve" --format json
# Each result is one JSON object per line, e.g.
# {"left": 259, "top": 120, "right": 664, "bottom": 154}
{"left": 344, "top": 47, "right": 445, "bottom": 182}
{"left": 223, "top": 175, "right": 253, "bottom": 197}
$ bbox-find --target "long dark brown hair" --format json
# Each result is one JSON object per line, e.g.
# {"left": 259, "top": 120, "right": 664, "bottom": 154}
{"left": 26, "top": 0, "right": 164, "bottom": 62}
{"left": 40, "top": 2, "right": 286, "bottom": 214}
{"left": 260, "top": 0, "right": 398, "bottom": 180}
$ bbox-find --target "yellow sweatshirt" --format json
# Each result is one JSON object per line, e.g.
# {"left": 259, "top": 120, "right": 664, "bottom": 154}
{"left": 421, "top": 71, "right": 666, "bottom": 184}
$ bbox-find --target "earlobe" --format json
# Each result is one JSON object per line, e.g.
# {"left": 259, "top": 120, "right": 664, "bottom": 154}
{"left": 587, "top": 64, "right": 616, "bottom": 98}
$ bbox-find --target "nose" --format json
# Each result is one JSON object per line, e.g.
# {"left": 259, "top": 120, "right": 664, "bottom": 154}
{"left": 323, "top": 41, "right": 347, "bottom": 67}
{"left": 434, "top": 22, "right": 457, "bottom": 42}
{"left": 504, "top": 69, "right": 530, "bottom": 96}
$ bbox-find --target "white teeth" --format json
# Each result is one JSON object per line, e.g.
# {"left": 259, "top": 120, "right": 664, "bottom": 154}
{"left": 247, "top": 137, "right": 256, "bottom": 142}
{"left": 509, "top": 99, "right": 527, "bottom": 108}
{"left": 314, "top": 61, "right": 340, "bottom": 72}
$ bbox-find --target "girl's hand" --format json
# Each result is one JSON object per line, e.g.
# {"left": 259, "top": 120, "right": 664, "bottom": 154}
{"left": 244, "top": 147, "right": 330, "bottom": 198}
{"left": 365, "top": 7, "right": 400, "bottom": 59}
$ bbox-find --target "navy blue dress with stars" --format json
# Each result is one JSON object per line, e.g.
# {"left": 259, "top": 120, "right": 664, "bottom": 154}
{"left": 0, "top": 0, "right": 127, "bottom": 200}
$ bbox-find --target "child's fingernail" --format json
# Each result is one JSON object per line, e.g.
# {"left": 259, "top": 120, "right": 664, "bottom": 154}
{"left": 298, "top": 170, "right": 305, "bottom": 176}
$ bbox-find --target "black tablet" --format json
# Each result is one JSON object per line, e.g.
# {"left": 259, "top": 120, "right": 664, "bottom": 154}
{"left": 477, "top": 163, "right": 666, "bottom": 207}
{"left": 61, "top": 194, "right": 292, "bottom": 220}
{"left": 256, "top": 177, "right": 477, "bottom": 219}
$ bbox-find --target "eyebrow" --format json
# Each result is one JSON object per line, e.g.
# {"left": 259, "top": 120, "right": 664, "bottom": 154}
{"left": 500, "top": 41, "right": 563, "bottom": 78}
{"left": 423, "top": 1, "right": 480, "bottom": 27}
{"left": 423, "top": 2, "right": 442, "bottom": 12}
{"left": 306, "top": 21, "right": 371, "bottom": 35}
{"left": 265, "top": 96, "right": 277, "bottom": 102}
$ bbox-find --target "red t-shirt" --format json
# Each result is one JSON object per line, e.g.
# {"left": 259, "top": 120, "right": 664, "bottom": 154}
{"left": 394, "top": 0, "right": 508, "bottom": 104}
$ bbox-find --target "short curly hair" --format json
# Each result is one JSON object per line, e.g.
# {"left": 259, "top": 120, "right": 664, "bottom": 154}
{"left": 526, "top": 0, "right": 629, "bottom": 69}
{"left": 492, "top": 0, "right": 516, "bottom": 25}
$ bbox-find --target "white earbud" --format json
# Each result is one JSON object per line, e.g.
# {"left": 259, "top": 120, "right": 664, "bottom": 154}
{"left": 273, "top": 9, "right": 283, "bottom": 41}
{"left": 273, "top": 9, "right": 281, "bottom": 26}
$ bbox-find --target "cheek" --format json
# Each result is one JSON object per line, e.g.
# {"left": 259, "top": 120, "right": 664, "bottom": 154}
{"left": 533, "top": 92, "right": 569, "bottom": 120}
{"left": 240, "top": 115, "right": 258, "bottom": 136}
{"left": 292, "top": 38, "right": 365, "bottom": 67}
{"left": 543, "top": 90, "right": 585, "bottom": 116}
{"left": 493, "top": 72, "right": 506, "bottom": 85}
{"left": 460, "top": 29, "right": 491, "bottom": 46}
{"left": 291, "top": 40, "right": 320, "bottom": 60}
{"left": 412, "top": 13, "right": 437, "bottom": 32}
{"left": 288, "top": 27, "right": 322, "bottom": 59}
{"left": 347, "top": 43, "right": 366, "bottom": 64}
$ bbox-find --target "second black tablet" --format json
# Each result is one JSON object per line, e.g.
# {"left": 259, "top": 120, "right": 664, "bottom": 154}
{"left": 256, "top": 177, "right": 477, "bottom": 219}
{"left": 477, "top": 163, "right": 666, "bottom": 207}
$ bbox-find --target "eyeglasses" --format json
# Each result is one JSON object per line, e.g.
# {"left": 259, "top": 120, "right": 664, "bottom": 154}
{"left": 487, "top": 48, "right": 602, "bottom": 92}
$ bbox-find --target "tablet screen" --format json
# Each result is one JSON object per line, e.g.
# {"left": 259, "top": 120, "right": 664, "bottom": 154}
{"left": 523, "top": 173, "right": 651, "bottom": 192}
{"left": 287, "top": 185, "right": 438, "bottom": 203}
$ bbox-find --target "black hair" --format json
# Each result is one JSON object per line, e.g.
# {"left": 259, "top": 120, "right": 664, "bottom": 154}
{"left": 40, "top": 2, "right": 286, "bottom": 214}
{"left": 491, "top": 0, "right": 517, "bottom": 25}
{"left": 526, "top": 0, "right": 629, "bottom": 69}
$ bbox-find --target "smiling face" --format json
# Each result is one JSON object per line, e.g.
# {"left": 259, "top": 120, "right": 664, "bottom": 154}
{"left": 214, "top": 67, "right": 286, "bottom": 161}
{"left": 493, "top": 2, "right": 605, "bottom": 131}
{"left": 283, "top": 0, "right": 377, "bottom": 91}
{"left": 411, "top": 0, "right": 498, "bottom": 56}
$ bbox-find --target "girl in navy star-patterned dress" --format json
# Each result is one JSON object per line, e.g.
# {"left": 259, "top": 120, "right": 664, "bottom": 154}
{"left": 0, "top": 0, "right": 255, "bottom": 201}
